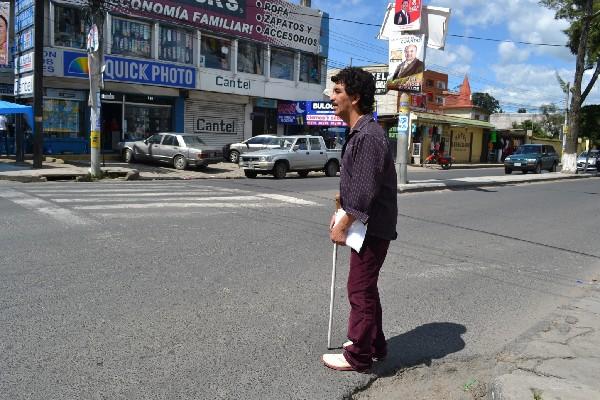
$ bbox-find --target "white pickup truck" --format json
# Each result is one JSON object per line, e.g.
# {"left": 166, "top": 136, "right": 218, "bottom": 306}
{"left": 239, "top": 135, "right": 342, "bottom": 179}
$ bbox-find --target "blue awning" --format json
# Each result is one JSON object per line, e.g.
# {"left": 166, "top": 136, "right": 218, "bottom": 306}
{"left": 0, "top": 100, "right": 34, "bottom": 128}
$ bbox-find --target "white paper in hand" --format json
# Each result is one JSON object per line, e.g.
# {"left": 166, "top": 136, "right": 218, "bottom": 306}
{"left": 334, "top": 209, "right": 367, "bottom": 253}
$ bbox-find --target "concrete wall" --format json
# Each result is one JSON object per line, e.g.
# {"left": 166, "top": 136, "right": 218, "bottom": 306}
{"left": 529, "top": 137, "right": 586, "bottom": 157}
{"left": 491, "top": 113, "right": 545, "bottom": 130}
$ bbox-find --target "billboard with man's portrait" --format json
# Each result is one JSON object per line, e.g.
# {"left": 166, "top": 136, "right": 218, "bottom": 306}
{"left": 0, "top": 2, "right": 9, "bottom": 66}
{"left": 387, "top": 34, "right": 425, "bottom": 93}
{"left": 393, "top": 0, "right": 422, "bottom": 32}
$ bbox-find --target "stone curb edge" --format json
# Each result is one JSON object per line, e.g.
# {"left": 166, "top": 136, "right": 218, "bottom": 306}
{"left": 397, "top": 173, "right": 596, "bottom": 193}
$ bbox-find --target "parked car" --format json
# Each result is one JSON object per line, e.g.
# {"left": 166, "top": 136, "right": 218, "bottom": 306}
{"left": 576, "top": 149, "right": 600, "bottom": 172}
{"left": 118, "top": 132, "right": 222, "bottom": 170}
{"left": 223, "top": 135, "right": 284, "bottom": 164}
{"left": 239, "top": 135, "right": 341, "bottom": 179}
{"left": 503, "top": 144, "right": 559, "bottom": 174}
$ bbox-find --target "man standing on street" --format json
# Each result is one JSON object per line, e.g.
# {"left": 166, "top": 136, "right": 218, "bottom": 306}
{"left": 321, "top": 67, "right": 398, "bottom": 372}
{"left": 0, "top": 114, "right": 8, "bottom": 156}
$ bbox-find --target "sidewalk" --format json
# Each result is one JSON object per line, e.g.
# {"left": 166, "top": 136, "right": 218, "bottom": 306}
{"left": 0, "top": 156, "right": 597, "bottom": 190}
{"left": 490, "top": 281, "right": 600, "bottom": 399}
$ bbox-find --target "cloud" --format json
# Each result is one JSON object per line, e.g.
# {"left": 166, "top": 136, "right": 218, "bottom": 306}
{"left": 498, "top": 42, "right": 529, "bottom": 63}
{"left": 435, "top": 0, "right": 571, "bottom": 59}
{"left": 427, "top": 44, "right": 473, "bottom": 69}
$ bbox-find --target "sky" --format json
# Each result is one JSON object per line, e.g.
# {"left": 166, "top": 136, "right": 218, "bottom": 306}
{"left": 311, "top": 0, "right": 600, "bottom": 113}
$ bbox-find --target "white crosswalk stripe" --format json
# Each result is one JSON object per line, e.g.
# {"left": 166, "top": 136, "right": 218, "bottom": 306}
{"left": 1, "top": 182, "right": 318, "bottom": 224}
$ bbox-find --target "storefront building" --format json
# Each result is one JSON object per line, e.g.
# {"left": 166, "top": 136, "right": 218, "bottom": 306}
{"left": 11, "top": 0, "right": 329, "bottom": 153}
{"left": 410, "top": 112, "right": 493, "bottom": 163}
{"left": 276, "top": 100, "right": 347, "bottom": 147}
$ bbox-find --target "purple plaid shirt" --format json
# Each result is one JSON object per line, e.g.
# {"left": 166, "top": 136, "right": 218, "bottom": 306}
{"left": 340, "top": 114, "right": 398, "bottom": 241}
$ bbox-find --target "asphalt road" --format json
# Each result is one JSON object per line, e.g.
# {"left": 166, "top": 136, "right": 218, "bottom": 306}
{"left": 1, "top": 177, "right": 599, "bottom": 399}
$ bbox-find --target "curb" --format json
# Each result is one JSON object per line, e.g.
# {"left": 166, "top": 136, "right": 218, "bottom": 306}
{"left": 397, "top": 173, "right": 596, "bottom": 193}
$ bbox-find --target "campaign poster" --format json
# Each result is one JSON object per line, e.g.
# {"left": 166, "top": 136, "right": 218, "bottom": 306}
{"left": 393, "top": 0, "right": 422, "bottom": 32}
{"left": 387, "top": 34, "right": 425, "bottom": 93}
{"left": 0, "top": 2, "right": 9, "bottom": 66}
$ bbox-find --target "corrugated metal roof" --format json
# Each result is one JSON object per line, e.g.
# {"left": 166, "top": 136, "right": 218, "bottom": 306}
{"left": 412, "top": 112, "right": 494, "bottom": 129}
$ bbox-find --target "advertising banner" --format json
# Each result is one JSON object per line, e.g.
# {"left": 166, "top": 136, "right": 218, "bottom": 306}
{"left": 379, "top": 4, "right": 450, "bottom": 50}
{"left": 15, "top": 0, "right": 35, "bottom": 15}
{"left": 55, "top": 0, "right": 328, "bottom": 55}
{"left": 14, "top": 51, "right": 34, "bottom": 74}
{"left": 14, "top": 74, "right": 34, "bottom": 96}
{"left": 393, "top": 0, "right": 422, "bottom": 32}
{"left": 199, "top": 70, "right": 265, "bottom": 97}
{"left": 15, "top": 27, "right": 34, "bottom": 53}
{"left": 0, "top": 2, "right": 9, "bottom": 65}
{"left": 63, "top": 50, "right": 197, "bottom": 89}
{"left": 387, "top": 34, "right": 425, "bottom": 93}
{"left": 277, "top": 101, "right": 346, "bottom": 127}
{"left": 15, "top": 6, "right": 34, "bottom": 33}
{"left": 372, "top": 71, "right": 389, "bottom": 95}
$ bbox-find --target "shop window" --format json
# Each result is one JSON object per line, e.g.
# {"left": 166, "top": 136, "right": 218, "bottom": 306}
{"left": 201, "top": 35, "right": 231, "bottom": 70}
{"left": 125, "top": 105, "right": 172, "bottom": 140}
{"left": 270, "top": 48, "right": 294, "bottom": 80}
{"left": 300, "top": 53, "right": 320, "bottom": 84}
{"left": 43, "top": 99, "right": 82, "bottom": 138}
{"left": 159, "top": 26, "right": 193, "bottom": 64}
{"left": 54, "top": 5, "right": 88, "bottom": 49}
{"left": 237, "top": 40, "right": 263, "bottom": 74}
{"left": 111, "top": 17, "right": 152, "bottom": 58}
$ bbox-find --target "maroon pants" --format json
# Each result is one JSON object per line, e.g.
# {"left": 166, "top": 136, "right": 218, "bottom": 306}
{"left": 343, "top": 235, "right": 390, "bottom": 371}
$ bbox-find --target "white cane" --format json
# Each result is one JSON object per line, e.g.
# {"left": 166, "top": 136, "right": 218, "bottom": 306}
{"left": 327, "top": 195, "right": 341, "bottom": 350}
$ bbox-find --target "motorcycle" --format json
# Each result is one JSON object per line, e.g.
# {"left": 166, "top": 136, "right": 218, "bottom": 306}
{"left": 423, "top": 151, "right": 453, "bottom": 170}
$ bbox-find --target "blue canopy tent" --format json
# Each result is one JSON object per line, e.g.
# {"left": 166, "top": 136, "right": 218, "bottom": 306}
{"left": 0, "top": 100, "right": 33, "bottom": 157}
{"left": 0, "top": 100, "right": 34, "bottom": 128}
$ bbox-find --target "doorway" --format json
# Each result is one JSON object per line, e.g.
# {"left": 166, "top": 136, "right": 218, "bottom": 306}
{"left": 101, "top": 102, "right": 123, "bottom": 151}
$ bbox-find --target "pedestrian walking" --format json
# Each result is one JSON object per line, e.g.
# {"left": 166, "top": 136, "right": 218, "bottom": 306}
{"left": 0, "top": 114, "right": 8, "bottom": 156}
{"left": 322, "top": 67, "right": 398, "bottom": 372}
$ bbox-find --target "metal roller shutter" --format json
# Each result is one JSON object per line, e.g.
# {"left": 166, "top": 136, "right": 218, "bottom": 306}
{"left": 184, "top": 100, "right": 245, "bottom": 148}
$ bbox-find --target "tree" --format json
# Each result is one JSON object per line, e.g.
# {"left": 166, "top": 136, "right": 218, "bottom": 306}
{"left": 472, "top": 92, "right": 501, "bottom": 114}
{"left": 540, "top": 103, "right": 565, "bottom": 138}
{"left": 517, "top": 108, "right": 527, "bottom": 113}
{"left": 518, "top": 119, "right": 545, "bottom": 136}
{"left": 581, "top": 104, "right": 600, "bottom": 141}
{"left": 540, "top": 0, "right": 600, "bottom": 172}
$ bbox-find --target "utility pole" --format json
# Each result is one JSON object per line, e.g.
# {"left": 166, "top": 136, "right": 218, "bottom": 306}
{"left": 562, "top": 82, "right": 569, "bottom": 155}
{"left": 87, "top": 1, "right": 104, "bottom": 177}
{"left": 396, "top": 93, "right": 410, "bottom": 184}
{"left": 32, "top": 0, "right": 44, "bottom": 169}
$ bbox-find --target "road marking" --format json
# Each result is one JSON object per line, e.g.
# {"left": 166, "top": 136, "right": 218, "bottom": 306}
{"left": 257, "top": 193, "right": 318, "bottom": 205}
{"left": 30, "top": 188, "right": 239, "bottom": 194}
{"left": 53, "top": 195, "right": 264, "bottom": 203}
{"left": 39, "top": 191, "right": 217, "bottom": 198}
{"left": 72, "top": 202, "right": 303, "bottom": 210}
{"left": 0, "top": 189, "right": 91, "bottom": 226}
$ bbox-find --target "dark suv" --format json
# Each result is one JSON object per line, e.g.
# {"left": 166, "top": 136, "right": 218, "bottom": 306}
{"left": 504, "top": 144, "right": 559, "bottom": 174}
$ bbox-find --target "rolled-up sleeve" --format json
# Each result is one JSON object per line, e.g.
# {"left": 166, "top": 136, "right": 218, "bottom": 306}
{"left": 342, "top": 134, "right": 385, "bottom": 224}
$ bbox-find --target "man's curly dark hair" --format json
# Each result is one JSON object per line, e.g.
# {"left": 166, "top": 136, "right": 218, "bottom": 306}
{"left": 330, "top": 67, "right": 376, "bottom": 115}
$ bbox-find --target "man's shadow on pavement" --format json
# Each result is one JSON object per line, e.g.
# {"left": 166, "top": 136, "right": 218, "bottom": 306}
{"left": 371, "top": 322, "right": 467, "bottom": 377}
